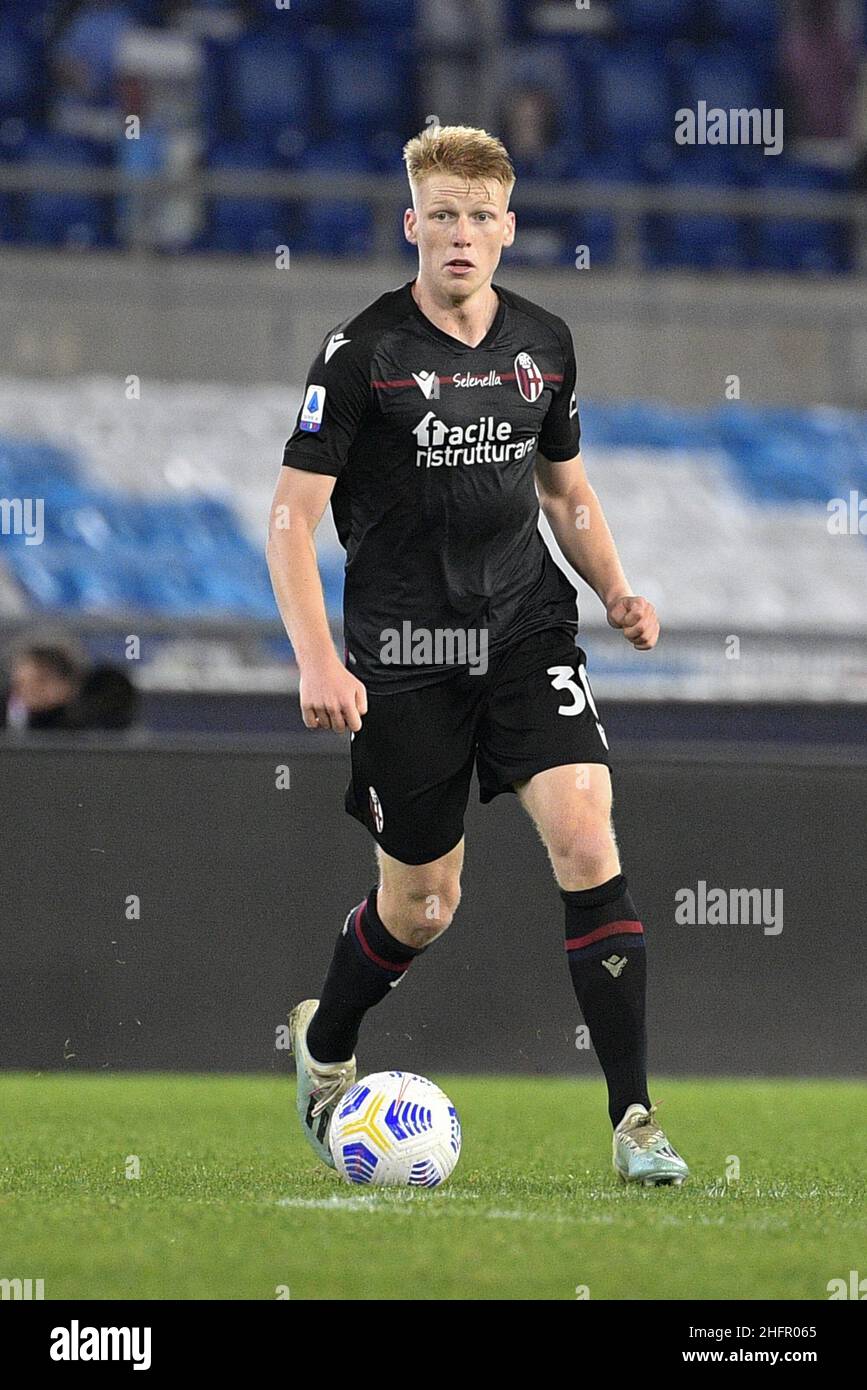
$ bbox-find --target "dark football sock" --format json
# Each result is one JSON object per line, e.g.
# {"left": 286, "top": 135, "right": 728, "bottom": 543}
{"left": 561, "top": 873, "right": 651, "bottom": 1129}
{"left": 306, "top": 886, "right": 426, "bottom": 1063}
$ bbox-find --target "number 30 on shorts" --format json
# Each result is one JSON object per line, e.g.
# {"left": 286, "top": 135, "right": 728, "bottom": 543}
{"left": 546, "top": 664, "right": 609, "bottom": 749}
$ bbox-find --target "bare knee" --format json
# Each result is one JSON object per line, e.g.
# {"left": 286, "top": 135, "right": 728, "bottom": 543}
{"left": 377, "top": 872, "right": 461, "bottom": 950}
{"left": 377, "top": 853, "right": 462, "bottom": 948}
{"left": 545, "top": 814, "right": 620, "bottom": 891}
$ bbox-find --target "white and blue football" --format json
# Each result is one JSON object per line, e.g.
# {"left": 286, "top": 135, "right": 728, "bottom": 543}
{"left": 329, "top": 1070, "right": 461, "bottom": 1187}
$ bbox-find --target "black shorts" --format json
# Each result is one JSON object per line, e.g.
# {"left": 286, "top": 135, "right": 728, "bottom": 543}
{"left": 345, "top": 626, "right": 612, "bottom": 865}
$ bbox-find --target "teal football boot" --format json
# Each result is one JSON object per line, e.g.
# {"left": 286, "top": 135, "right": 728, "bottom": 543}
{"left": 289, "top": 998, "right": 356, "bottom": 1170}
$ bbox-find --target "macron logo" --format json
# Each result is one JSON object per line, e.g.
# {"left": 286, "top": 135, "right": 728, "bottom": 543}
{"left": 412, "top": 370, "right": 440, "bottom": 400}
{"left": 324, "top": 333, "right": 350, "bottom": 363}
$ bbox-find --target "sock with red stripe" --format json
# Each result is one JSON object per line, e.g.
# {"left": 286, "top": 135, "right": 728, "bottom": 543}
{"left": 305, "top": 886, "right": 426, "bottom": 1064}
{"left": 562, "top": 872, "right": 651, "bottom": 1128}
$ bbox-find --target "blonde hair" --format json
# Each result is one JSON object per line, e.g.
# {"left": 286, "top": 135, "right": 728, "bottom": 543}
{"left": 402, "top": 125, "right": 515, "bottom": 201}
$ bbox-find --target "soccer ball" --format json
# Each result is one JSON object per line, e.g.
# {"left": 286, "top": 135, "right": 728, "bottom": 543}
{"left": 329, "top": 1070, "right": 461, "bottom": 1187}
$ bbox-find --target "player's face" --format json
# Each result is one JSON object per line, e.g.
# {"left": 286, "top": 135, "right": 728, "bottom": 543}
{"left": 405, "top": 176, "right": 515, "bottom": 300}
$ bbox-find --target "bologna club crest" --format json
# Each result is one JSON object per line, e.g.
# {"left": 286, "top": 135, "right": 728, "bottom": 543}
{"left": 514, "top": 352, "right": 544, "bottom": 402}
{"left": 368, "top": 785, "right": 384, "bottom": 833}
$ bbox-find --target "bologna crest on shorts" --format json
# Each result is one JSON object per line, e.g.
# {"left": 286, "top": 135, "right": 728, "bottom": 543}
{"left": 368, "top": 785, "right": 384, "bottom": 833}
{"left": 514, "top": 352, "right": 544, "bottom": 403}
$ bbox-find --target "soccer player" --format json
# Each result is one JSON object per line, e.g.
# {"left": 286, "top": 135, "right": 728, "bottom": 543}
{"left": 267, "top": 126, "right": 688, "bottom": 1187}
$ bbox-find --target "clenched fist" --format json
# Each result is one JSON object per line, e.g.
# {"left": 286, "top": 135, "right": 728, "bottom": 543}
{"left": 300, "top": 655, "right": 368, "bottom": 733}
{"left": 606, "top": 595, "right": 660, "bottom": 651}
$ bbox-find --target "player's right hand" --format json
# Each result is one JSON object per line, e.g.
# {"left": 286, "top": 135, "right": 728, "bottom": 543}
{"left": 299, "top": 657, "right": 368, "bottom": 734}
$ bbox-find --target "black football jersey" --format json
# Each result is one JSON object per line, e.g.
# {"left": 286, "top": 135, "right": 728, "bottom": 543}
{"left": 282, "top": 280, "right": 582, "bottom": 691}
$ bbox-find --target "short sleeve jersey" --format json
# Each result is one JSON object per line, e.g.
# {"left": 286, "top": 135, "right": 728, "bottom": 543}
{"left": 282, "top": 280, "right": 582, "bottom": 692}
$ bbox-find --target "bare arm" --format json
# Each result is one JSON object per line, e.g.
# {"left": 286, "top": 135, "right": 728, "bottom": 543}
{"left": 535, "top": 450, "right": 659, "bottom": 651}
{"left": 265, "top": 467, "right": 367, "bottom": 731}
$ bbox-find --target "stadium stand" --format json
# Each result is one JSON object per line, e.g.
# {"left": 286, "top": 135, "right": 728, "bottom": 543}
{"left": 1, "top": 378, "right": 865, "bottom": 645}
{"left": 0, "top": 0, "right": 861, "bottom": 270}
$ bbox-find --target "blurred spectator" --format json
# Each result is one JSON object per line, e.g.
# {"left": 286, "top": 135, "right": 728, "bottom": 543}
{"left": 114, "top": 27, "right": 203, "bottom": 250}
{"left": 780, "top": 0, "right": 859, "bottom": 167}
{"left": 2, "top": 646, "right": 139, "bottom": 731}
{"left": 47, "top": 1, "right": 204, "bottom": 249}
{"left": 50, "top": 0, "right": 135, "bottom": 143}
{"left": 65, "top": 663, "right": 139, "bottom": 730}
{"left": 499, "top": 85, "right": 561, "bottom": 177}
{"left": 4, "top": 643, "right": 83, "bottom": 730}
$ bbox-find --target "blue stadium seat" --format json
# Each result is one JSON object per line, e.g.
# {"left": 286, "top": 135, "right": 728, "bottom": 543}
{"left": 367, "top": 128, "right": 412, "bottom": 175}
{"left": 593, "top": 44, "right": 673, "bottom": 150}
{"left": 726, "top": 437, "right": 841, "bottom": 506}
{"left": 294, "top": 137, "right": 372, "bottom": 171}
{"left": 564, "top": 150, "right": 652, "bottom": 267}
{"left": 712, "top": 0, "right": 780, "bottom": 41}
{"left": 355, "top": 0, "right": 417, "bottom": 22}
{"left": 225, "top": 34, "right": 310, "bottom": 140}
{"left": 579, "top": 400, "right": 721, "bottom": 450}
{"left": 0, "top": 23, "right": 41, "bottom": 119}
{"left": 672, "top": 42, "right": 768, "bottom": 115}
{"left": 300, "top": 202, "right": 374, "bottom": 258}
{"left": 0, "top": 472, "right": 274, "bottom": 619}
{"left": 502, "top": 0, "right": 534, "bottom": 37}
{"left": 206, "top": 139, "right": 292, "bottom": 253}
{"left": 318, "top": 554, "right": 345, "bottom": 616}
{"left": 200, "top": 549, "right": 274, "bottom": 618}
{"left": 318, "top": 38, "right": 407, "bottom": 132}
{"left": 751, "top": 161, "right": 850, "bottom": 274}
{"left": 180, "top": 497, "right": 258, "bottom": 548}
{"left": 645, "top": 151, "right": 747, "bottom": 270}
{"left": 136, "top": 558, "right": 210, "bottom": 616}
{"left": 20, "top": 132, "right": 110, "bottom": 248}
{"left": 0, "top": 437, "right": 83, "bottom": 492}
{"left": 202, "top": 38, "right": 310, "bottom": 161}
{"left": 199, "top": 38, "right": 231, "bottom": 144}
{"left": 8, "top": 0, "right": 56, "bottom": 25}
{"left": 711, "top": 405, "right": 846, "bottom": 503}
{"left": 504, "top": 40, "right": 574, "bottom": 91}
{"left": 616, "top": 0, "right": 699, "bottom": 36}
{"left": 0, "top": 117, "right": 27, "bottom": 244}
{"left": 74, "top": 554, "right": 140, "bottom": 610}
{"left": 1, "top": 550, "right": 79, "bottom": 608}
{"left": 296, "top": 139, "right": 375, "bottom": 257}
{"left": 249, "top": 0, "right": 331, "bottom": 25}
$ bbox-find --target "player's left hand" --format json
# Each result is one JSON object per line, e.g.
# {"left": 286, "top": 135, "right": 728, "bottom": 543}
{"left": 606, "top": 595, "right": 659, "bottom": 651}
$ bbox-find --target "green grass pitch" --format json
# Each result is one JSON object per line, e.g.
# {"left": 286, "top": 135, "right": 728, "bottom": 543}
{"left": 1, "top": 1073, "right": 864, "bottom": 1301}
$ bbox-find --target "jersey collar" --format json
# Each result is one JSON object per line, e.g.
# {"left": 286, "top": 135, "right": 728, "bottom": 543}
{"left": 403, "top": 279, "right": 505, "bottom": 353}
